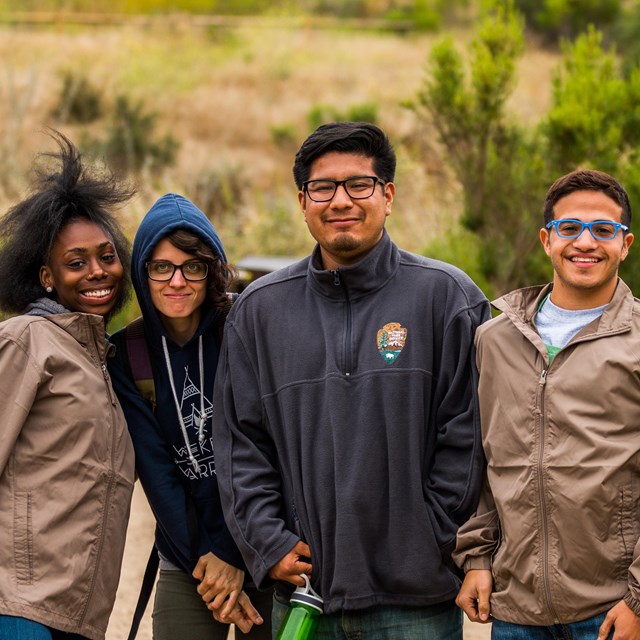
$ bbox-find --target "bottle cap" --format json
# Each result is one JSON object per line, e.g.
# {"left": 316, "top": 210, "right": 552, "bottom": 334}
{"left": 290, "top": 574, "right": 323, "bottom": 613}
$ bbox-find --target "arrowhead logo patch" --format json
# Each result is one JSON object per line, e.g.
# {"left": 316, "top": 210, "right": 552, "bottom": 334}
{"left": 376, "top": 322, "right": 407, "bottom": 364}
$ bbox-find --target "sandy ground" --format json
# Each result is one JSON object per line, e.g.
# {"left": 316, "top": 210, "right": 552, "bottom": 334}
{"left": 107, "top": 484, "right": 492, "bottom": 640}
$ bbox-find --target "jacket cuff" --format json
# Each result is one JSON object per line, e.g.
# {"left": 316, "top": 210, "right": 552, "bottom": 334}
{"left": 624, "top": 591, "right": 640, "bottom": 617}
{"left": 464, "top": 556, "right": 492, "bottom": 572}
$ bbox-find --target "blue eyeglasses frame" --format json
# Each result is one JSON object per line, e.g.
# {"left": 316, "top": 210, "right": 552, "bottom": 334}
{"left": 545, "top": 218, "right": 629, "bottom": 241}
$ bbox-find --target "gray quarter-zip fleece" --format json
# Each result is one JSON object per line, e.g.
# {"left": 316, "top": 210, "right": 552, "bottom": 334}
{"left": 213, "top": 231, "right": 489, "bottom": 614}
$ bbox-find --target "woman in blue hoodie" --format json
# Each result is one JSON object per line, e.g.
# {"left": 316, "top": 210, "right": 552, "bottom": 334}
{"left": 108, "top": 194, "right": 271, "bottom": 639}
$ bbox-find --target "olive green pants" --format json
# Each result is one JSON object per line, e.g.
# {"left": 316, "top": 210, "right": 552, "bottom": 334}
{"left": 152, "top": 569, "right": 273, "bottom": 640}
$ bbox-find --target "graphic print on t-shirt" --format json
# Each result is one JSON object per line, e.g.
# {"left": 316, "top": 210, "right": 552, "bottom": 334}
{"left": 172, "top": 366, "right": 216, "bottom": 479}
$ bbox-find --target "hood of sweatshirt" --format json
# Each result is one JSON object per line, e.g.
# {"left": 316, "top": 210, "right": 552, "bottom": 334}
{"left": 131, "top": 193, "right": 226, "bottom": 350}
{"left": 111, "top": 194, "right": 243, "bottom": 572}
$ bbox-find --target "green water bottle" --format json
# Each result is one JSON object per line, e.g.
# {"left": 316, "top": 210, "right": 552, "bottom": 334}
{"left": 275, "top": 574, "right": 323, "bottom": 640}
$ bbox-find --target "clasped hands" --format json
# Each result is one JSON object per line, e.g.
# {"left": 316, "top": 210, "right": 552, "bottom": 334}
{"left": 192, "top": 552, "right": 263, "bottom": 634}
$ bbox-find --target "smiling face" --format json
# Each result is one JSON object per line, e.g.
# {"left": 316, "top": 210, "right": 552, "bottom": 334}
{"left": 539, "top": 190, "right": 634, "bottom": 309}
{"left": 147, "top": 237, "right": 207, "bottom": 341}
{"left": 298, "top": 151, "right": 395, "bottom": 270}
{"left": 40, "top": 219, "right": 124, "bottom": 317}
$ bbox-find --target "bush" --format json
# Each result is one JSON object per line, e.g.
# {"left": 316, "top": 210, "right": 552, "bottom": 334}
{"left": 98, "top": 95, "right": 178, "bottom": 173}
{"left": 423, "top": 227, "right": 495, "bottom": 298}
{"left": 411, "top": 0, "right": 546, "bottom": 293}
{"left": 306, "top": 101, "right": 379, "bottom": 132}
{"left": 542, "top": 27, "right": 635, "bottom": 174}
{"left": 51, "top": 71, "right": 103, "bottom": 124}
{"left": 385, "top": 0, "right": 442, "bottom": 31}
{"left": 270, "top": 123, "right": 298, "bottom": 149}
{"left": 515, "top": 0, "right": 621, "bottom": 42}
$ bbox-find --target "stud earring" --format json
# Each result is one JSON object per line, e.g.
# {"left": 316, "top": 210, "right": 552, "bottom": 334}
{"left": 45, "top": 286, "right": 53, "bottom": 293}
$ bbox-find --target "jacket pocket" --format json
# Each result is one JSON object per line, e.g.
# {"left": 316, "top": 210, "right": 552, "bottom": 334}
{"left": 14, "top": 491, "right": 33, "bottom": 584}
{"left": 618, "top": 484, "right": 639, "bottom": 580}
{"left": 490, "top": 522, "right": 507, "bottom": 592}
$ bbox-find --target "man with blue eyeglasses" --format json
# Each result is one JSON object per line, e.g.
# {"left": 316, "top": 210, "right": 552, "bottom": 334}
{"left": 454, "top": 169, "right": 640, "bottom": 640}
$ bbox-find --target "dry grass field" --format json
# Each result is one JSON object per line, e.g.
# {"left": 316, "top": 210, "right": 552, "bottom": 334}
{"left": 0, "top": 18, "right": 558, "bottom": 267}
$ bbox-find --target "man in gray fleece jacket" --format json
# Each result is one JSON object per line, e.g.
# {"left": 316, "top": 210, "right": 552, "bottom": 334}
{"left": 212, "top": 121, "right": 489, "bottom": 639}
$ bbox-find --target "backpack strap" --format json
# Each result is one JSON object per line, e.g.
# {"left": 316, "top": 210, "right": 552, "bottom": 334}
{"left": 125, "top": 316, "right": 156, "bottom": 412}
{"left": 126, "top": 546, "right": 159, "bottom": 640}
{"left": 123, "top": 317, "right": 158, "bottom": 639}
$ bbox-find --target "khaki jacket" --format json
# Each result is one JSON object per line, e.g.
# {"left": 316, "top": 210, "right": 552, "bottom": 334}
{"left": 0, "top": 313, "right": 135, "bottom": 640}
{"left": 455, "top": 280, "right": 640, "bottom": 625}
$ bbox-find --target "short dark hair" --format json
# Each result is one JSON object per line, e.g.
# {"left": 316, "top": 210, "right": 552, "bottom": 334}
{"left": 0, "top": 130, "right": 134, "bottom": 317}
{"left": 544, "top": 169, "right": 631, "bottom": 229}
{"left": 164, "top": 229, "right": 237, "bottom": 308}
{"left": 292, "top": 121, "right": 396, "bottom": 189}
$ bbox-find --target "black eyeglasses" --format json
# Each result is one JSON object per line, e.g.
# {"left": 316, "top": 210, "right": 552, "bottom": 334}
{"left": 146, "top": 260, "right": 209, "bottom": 282}
{"left": 303, "top": 176, "right": 386, "bottom": 202}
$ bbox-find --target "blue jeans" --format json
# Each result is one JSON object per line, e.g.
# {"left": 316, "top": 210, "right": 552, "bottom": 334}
{"left": 492, "top": 612, "right": 613, "bottom": 640}
{"left": 272, "top": 593, "right": 462, "bottom": 640}
{"left": 0, "top": 615, "right": 87, "bottom": 640}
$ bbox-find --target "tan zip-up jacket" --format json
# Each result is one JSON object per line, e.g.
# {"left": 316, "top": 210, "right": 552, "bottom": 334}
{"left": 454, "top": 279, "right": 640, "bottom": 625}
{"left": 0, "top": 313, "right": 135, "bottom": 640}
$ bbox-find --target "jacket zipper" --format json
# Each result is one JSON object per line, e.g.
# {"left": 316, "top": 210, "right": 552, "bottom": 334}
{"left": 332, "top": 270, "right": 352, "bottom": 376}
{"left": 80, "top": 322, "right": 118, "bottom": 624}
{"left": 535, "top": 328, "right": 617, "bottom": 622}
{"left": 101, "top": 363, "right": 117, "bottom": 406}
{"left": 536, "top": 368, "right": 561, "bottom": 623}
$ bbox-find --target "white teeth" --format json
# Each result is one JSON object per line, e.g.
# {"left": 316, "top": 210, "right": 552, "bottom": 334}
{"left": 83, "top": 289, "right": 111, "bottom": 298}
{"left": 571, "top": 258, "right": 599, "bottom": 263}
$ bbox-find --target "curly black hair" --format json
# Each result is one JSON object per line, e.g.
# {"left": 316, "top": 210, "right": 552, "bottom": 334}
{"left": 0, "top": 130, "right": 134, "bottom": 318}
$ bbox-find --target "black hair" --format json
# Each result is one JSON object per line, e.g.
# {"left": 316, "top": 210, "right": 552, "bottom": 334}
{"left": 544, "top": 169, "right": 632, "bottom": 229}
{"left": 0, "top": 130, "right": 134, "bottom": 318}
{"left": 292, "top": 121, "right": 396, "bottom": 189}
{"left": 164, "top": 229, "right": 237, "bottom": 308}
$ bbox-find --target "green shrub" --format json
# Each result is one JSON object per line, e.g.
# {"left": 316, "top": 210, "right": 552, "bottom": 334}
{"left": 515, "top": 0, "right": 621, "bottom": 42}
{"left": 270, "top": 123, "right": 298, "bottom": 148}
{"left": 411, "top": 0, "right": 551, "bottom": 294}
{"left": 99, "top": 95, "right": 178, "bottom": 173}
{"left": 424, "top": 227, "right": 495, "bottom": 297}
{"left": 344, "top": 101, "right": 378, "bottom": 123}
{"left": 51, "top": 71, "right": 103, "bottom": 124}
{"left": 542, "top": 27, "right": 634, "bottom": 174}
{"left": 306, "top": 101, "right": 379, "bottom": 133}
{"left": 385, "top": 0, "right": 442, "bottom": 31}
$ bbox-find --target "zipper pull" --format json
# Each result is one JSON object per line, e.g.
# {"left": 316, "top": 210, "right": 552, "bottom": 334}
{"left": 102, "top": 363, "right": 117, "bottom": 405}
{"left": 332, "top": 270, "right": 340, "bottom": 287}
{"left": 539, "top": 369, "right": 548, "bottom": 385}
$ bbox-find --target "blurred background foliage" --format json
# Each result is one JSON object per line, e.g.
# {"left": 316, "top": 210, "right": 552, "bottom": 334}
{"left": 1, "top": 0, "right": 640, "bottom": 329}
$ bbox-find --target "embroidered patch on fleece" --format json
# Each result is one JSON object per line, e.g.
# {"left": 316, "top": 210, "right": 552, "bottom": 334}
{"left": 376, "top": 322, "right": 407, "bottom": 363}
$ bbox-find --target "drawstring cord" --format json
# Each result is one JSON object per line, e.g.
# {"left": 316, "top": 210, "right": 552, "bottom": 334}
{"left": 161, "top": 335, "right": 205, "bottom": 474}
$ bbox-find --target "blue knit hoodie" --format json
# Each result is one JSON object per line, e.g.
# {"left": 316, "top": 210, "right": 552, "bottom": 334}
{"left": 109, "top": 193, "right": 243, "bottom": 573}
